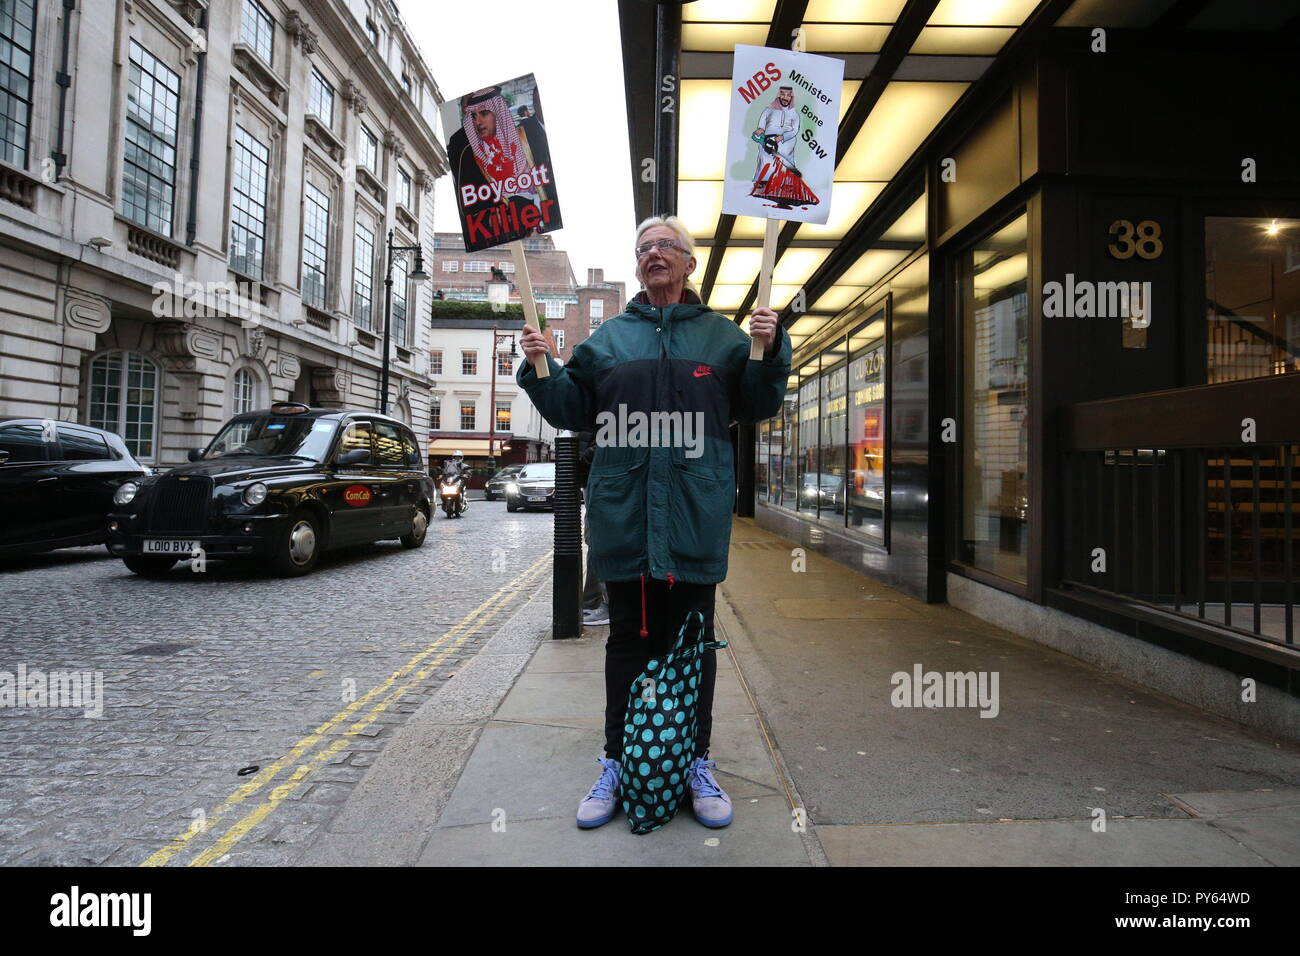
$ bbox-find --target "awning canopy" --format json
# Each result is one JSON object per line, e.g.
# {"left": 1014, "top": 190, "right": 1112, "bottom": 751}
{"left": 620, "top": 0, "right": 1059, "bottom": 351}
{"left": 428, "top": 439, "right": 496, "bottom": 456}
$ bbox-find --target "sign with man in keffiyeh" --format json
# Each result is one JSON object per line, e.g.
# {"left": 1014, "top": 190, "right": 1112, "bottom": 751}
{"left": 442, "top": 73, "right": 563, "bottom": 253}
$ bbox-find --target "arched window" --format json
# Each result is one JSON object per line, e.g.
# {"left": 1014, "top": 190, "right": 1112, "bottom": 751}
{"left": 87, "top": 351, "right": 160, "bottom": 460}
{"left": 233, "top": 367, "right": 257, "bottom": 415}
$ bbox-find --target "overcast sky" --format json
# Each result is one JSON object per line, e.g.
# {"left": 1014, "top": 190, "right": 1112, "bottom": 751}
{"left": 399, "top": 0, "right": 639, "bottom": 297}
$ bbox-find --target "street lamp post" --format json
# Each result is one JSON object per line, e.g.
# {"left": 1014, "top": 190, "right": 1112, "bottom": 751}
{"left": 380, "top": 229, "right": 428, "bottom": 415}
{"left": 487, "top": 327, "right": 518, "bottom": 472}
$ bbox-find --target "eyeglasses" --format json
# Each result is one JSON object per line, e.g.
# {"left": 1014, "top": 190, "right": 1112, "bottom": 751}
{"left": 635, "top": 238, "right": 686, "bottom": 258}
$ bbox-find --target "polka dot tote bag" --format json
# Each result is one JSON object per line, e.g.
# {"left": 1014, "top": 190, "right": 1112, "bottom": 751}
{"left": 620, "top": 610, "right": 727, "bottom": 834}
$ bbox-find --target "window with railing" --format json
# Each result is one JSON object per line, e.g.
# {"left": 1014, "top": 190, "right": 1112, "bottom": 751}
{"left": 230, "top": 126, "right": 269, "bottom": 279}
{"left": 0, "top": 0, "right": 36, "bottom": 167}
{"left": 122, "top": 40, "right": 180, "bottom": 235}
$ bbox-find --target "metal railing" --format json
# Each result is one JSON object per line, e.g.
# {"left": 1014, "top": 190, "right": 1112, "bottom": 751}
{"left": 1061, "top": 375, "right": 1298, "bottom": 651}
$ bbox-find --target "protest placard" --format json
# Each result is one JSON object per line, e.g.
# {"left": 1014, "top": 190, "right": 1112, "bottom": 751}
{"left": 722, "top": 45, "right": 844, "bottom": 358}
{"left": 442, "top": 73, "right": 562, "bottom": 377}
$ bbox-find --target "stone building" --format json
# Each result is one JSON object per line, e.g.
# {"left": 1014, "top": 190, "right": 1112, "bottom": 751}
{"left": 0, "top": 0, "right": 446, "bottom": 468}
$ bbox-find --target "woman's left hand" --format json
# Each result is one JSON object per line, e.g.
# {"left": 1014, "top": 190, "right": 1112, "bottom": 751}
{"left": 748, "top": 307, "right": 780, "bottom": 356}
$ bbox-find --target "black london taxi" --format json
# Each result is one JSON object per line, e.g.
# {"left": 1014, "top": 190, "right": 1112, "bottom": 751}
{"left": 106, "top": 403, "right": 434, "bottom": 577}
{"left": 0, "top": 418, "right": 149, "bottom": 556}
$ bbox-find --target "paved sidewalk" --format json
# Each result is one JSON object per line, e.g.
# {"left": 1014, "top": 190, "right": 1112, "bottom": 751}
{"left": 720, "top": 519, "right": 1300, "bottom": 866}
{"left": 305, "top": 518, "right": 1299, "bottom": 866}
{"left": 412, "top": 614, "right": 816, "bottom": 865}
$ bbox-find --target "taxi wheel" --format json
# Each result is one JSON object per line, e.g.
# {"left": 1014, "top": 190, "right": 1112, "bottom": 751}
{"left": 401, "top": 505, "right": 429, "bottom": 549}
{"left": 506, "top": 499, "right": 518, "bottom": 513}
{"left": 270, "top": 510, "right": 321, "bottom": 577}
{"left": 123, "top": 555, "right": 176, "bottom": 578}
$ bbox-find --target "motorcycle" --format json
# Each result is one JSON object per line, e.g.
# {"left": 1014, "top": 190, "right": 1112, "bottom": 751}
{"left": 439, "top": 471, "right": 468, "bottom": 518}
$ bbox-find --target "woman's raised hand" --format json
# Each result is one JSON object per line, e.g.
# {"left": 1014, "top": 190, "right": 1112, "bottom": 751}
{"left": 748, "top": 307, "right": 780, "bottom": 355}
{"left": 520, "top": 323, "right": 551, "bottom": 360}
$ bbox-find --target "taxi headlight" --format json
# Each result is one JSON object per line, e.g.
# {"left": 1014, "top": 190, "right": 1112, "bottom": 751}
{"left": 243, "top": 482, "right": 269, "bottom": 506}
{"left": 114, "top": 481, "right": 139, "bottom": 506}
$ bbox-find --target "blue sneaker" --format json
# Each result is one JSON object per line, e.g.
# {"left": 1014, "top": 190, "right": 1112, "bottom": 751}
{"left": 576, "top": 757, "right": 621, "bottom": 829}
{"left": 687, "top": 757, "right": 733, "bottom": 827}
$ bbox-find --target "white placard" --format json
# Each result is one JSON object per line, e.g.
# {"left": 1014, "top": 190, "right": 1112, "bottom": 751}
{"left": 722, "top": 45, "right": 845, "bottom": 226}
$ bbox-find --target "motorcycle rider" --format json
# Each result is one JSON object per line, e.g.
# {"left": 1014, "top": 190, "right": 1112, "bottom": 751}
{"left": 443, "top": 451, "right": 469, "bottom": 481}
{"left": 439, "top": 451, "right": 470, "bottom": 515}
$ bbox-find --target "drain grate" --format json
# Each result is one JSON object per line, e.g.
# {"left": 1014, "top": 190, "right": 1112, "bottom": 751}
{"left": 125, "top": 643, "right": 191, "bottom": 656}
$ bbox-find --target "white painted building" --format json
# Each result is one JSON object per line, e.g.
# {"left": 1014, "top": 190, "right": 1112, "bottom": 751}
{"left": 0, "top": 0, "right": 447, "bottom": 468}
{"left": 428, "top": 316, "right": 556, "bottom": 477}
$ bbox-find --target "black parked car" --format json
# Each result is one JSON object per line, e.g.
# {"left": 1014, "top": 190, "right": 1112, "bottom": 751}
{"left": 484, "top": 465, "right": 523, "bottom": 501}
{"left": 505, "top": 462, "right": 556, "bottom": 512}
{"left": 107, "top": 403, "right": 433, "bottom": 577}
{"left": 0, "top": 419, "right": 149, "bottom": 556}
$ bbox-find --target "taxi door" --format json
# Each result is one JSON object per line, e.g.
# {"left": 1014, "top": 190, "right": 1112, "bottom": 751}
{"left": 371, "top": 421, "right": 422, "bottom": 535}
{"left": 325, "top": 419, "right": 387, "bottom": 544}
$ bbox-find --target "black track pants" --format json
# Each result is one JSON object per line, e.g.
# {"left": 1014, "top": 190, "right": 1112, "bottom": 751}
{"left": 603, "top": 577, "right": 718, "bottom": 760}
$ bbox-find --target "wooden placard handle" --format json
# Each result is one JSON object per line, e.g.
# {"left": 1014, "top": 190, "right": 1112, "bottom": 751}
{"left": 509, "top": 240, "right": 549, "bottom": 379}
{"left": 751, "top": 217, "right": 780, "bottom": 361}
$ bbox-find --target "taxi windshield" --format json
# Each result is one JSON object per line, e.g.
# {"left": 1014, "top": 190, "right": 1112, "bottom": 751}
{"left": 204, "top": 415, "right": 336, "bottom": 461}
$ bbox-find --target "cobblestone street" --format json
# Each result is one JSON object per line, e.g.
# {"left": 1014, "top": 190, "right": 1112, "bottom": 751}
{"left": 0, "top": 500, "right": 553, "bottom": 866}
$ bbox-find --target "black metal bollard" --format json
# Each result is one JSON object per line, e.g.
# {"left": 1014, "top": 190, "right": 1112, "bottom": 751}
{"left": 552, "top": 430, "right": 582, "bottom": 639}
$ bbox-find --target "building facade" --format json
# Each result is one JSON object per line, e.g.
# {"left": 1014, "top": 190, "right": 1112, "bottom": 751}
{"left": 425, "top": 231, "right": 627, "bottom": 479}
{"left": 0, "top": 0, "right": 446, "bottom": 469}
{"left": 426, "top": 316, "right": 555, "bottom": 482}
{"left": 429, "top": 232, "right": 627, "bottom": 363}
{"left": 619, "top": 0, "right": 1300, "bottom": 738}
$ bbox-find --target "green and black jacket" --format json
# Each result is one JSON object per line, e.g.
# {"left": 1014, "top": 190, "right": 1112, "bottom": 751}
{"left": 517, "top": 290, "right": 792, "bottom": 586}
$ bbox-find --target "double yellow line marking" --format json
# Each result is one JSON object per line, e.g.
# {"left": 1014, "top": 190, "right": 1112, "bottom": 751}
{"left": 142, "top": 551, "right": 552, "bottom": 867}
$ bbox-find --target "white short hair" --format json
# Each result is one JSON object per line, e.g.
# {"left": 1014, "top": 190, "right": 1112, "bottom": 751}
{"left": 634, "top": 215, "right": 698, "bottom": 292}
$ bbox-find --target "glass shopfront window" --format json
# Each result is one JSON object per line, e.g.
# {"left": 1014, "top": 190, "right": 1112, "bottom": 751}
{"left": 780, "top": 389, "right": 798, "bottom": 509}
{"left": 796, "top": 360, "right": 820, "bottom": 514}
{"left": 812, "top": 357, "right": 847, "bottom": 525}
{"left": 848, "top": 317, "right": 886, "bottom": 540}
{"left": 958, "top": 212, "right": 1029, "bottom": 584}
{"left": 1205, "top": 216, "right": 1300, "bottom": 383}
{"left": 759, "top": 307, "right": 890, "bottom": 544}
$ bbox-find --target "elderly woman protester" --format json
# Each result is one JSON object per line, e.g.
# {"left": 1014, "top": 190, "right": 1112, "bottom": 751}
{"left": 517, "top": 215, "right": 791, "bottom": 831}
